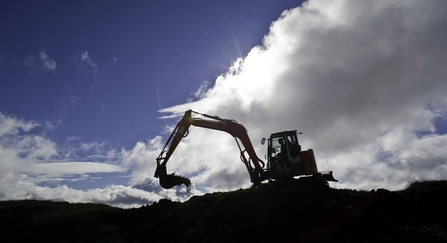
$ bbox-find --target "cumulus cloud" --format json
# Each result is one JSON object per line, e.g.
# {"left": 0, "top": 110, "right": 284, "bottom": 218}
{"left": 157, "top": 0, "right": 447, "bottom": 191}
{"left": 120, "top": 137, "right": 164, "bottom": 183}
{"left": 0, "top": 112, "right": 195, "bottom": 208}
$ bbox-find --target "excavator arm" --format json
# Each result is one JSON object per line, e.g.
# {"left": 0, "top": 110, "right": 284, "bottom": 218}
{"left": 155, "top": 110, "right": 266, "bottom": 189}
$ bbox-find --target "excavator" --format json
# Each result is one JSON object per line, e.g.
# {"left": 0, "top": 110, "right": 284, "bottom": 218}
{"left": 154, "top": 110, "right": 337, "bottom": 189}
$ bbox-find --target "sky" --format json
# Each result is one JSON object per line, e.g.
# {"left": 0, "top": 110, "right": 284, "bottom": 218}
{"left": 1, "top": 0, "right": 447, "bottom": 208}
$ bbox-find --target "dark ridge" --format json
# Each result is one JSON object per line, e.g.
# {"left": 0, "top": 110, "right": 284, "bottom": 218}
{"left": 1, "top": 180, "right": 447, "bottom": 242}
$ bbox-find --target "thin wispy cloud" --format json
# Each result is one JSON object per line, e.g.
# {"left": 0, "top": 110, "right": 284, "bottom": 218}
{"left": 76, "top": 51, "right": 118, "bottom": 89}
{"left": 79, "top": 51, "right": 98, "bottom": 78}
{"left": 8, "top": 51, "right": 57, "bottom": 74}
{"left": 39, "top": 50, "right": 57, "bottom": 74}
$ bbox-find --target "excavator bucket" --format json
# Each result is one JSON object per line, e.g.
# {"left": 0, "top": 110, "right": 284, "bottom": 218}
{"left": 319, "top": 171, "right": 338, "bottom": 182}
{"left": 155, "top": 162, "right": 191, "bottom": 189}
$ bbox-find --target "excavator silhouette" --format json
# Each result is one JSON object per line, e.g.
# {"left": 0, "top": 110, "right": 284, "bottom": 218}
{"left": 154, "top": 110, "right": 337, "bottom": 189}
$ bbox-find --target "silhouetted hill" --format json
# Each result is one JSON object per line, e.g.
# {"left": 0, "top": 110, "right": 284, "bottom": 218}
{"left": 1, "top": 180, "right": 447, "bottom": 242}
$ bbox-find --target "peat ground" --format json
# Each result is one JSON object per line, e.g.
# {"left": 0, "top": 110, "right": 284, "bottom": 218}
{"left": 1, "top": 180, "right": 447, "bottom": 242}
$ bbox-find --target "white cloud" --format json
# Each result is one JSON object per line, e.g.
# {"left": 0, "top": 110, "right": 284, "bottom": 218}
{"left": 76, "top": 51, "right": 118, "bottom": 88}
{"left": 0, "top": 112, "right": 160, "bottom": 207}
{"left": 39, "top": 50, "right": 57, "bottom": 74}
{"left": 79, "top": 51, "right": 98, "bottom": 77}
{"left": 22, "top": 162, "right": 126, "bottom": 175}
{"left": 0, "top": 111, "right": 195, "bottom": 208}
{"left": 158, "top": 0, "right": 447, "bottom": 191}
{"left": 0, "top": 180, "right": 164, "bottom": 208}
{"left": 0, "top": 112, "right": 39, "bottom": 136}
{"left": 9, "top": 50, "right": 57, "bottom": 74}
{"left": 192, "top": 80, "right": 211, "bottom": 99}
{"left": 120, "top": 136, "right": 165, "bottom": 184}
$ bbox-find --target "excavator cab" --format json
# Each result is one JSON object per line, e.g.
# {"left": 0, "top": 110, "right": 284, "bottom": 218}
{"left": 267, "top": 130, "right": 323, "bottom": 180}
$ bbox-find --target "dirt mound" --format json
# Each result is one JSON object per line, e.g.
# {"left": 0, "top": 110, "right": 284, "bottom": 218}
{"left": 1, "top": 181, "right": 447, "bottom": 242}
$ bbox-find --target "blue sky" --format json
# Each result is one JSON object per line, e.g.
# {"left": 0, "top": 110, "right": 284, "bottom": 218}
{"left": 1, "top": 0, "right": 300, "bottom": 148}
{"left": 2, "top": 0, "right": 447, "bottom": 208}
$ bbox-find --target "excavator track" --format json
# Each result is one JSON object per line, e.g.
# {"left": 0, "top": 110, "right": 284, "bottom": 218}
{"left": 258, "top": 172, "right": 337, "bottom": 188}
